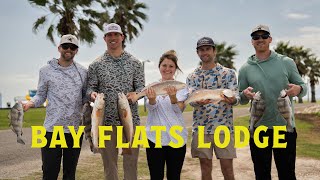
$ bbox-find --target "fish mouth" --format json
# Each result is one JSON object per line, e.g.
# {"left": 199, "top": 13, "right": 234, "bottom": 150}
{"left": 223, "top": 94, "right": 231, "bottom": 101}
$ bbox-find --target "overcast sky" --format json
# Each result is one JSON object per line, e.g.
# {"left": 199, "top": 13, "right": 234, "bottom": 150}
{"left": 1, "top": 0, "right": 320, "bottom": 107}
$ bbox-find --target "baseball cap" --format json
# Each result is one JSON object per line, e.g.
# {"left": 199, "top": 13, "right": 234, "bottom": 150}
{"left": 59, "top": 34, "right": 79, "bottom": 47}
{"left": 196, "top": 37, "right": 215, "bottom": 49}
{"left": 104, "top": 23, "right": 123, "bottom": 35}
{"left": 251, "top": 24, "right": 270, "bottom": 36}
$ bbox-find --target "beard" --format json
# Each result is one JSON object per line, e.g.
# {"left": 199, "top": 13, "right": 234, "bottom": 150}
{"left": 61, "top": 52, "right": 75, "bottom": 61}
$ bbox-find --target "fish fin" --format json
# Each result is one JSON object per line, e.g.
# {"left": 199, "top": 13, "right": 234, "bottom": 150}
{"left": 210, "top": 100, "right": 221, "bottom": 104}
{"left": 10, "top": 127, "right": 16, "bottom": 134}
{"left": 17, "top": 137, "right": 25, "bottom": 145}
{"left": 92, "top": 147, "right": 99, "bottom": 154}
{"left": 286, "top": 125, "right": 294, "bottom": 133}
{"left": 122, "top": 109, "right": 128, "bottom": 119}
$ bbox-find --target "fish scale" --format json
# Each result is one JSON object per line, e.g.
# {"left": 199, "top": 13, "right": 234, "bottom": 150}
{"left": 8, "top": 102, "right": 25, "bottom": 145}
{"left": 131, "top": 80, "right": 187, "bottom": 103}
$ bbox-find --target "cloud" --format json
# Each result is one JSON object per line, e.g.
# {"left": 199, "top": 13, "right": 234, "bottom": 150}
{"left": 286, "top": 13, "right": 310, "bottom": 20}
{"left": 163, "top": 2, "right": 177, "bottom": 21}
{"left": 275, "top": 26, "right": 320, "bottom": 56}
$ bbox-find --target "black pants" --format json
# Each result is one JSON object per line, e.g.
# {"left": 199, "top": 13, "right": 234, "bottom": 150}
{"left": 250, "top": 128, "right": 297, "bottom": 180}
{"left": 41, "top": 132, "right": 83, "bottom": 180}
{"left": 146, "top": 139, "right": 186, "bottom": 180}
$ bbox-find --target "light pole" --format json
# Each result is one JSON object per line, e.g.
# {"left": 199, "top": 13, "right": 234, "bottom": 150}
{"left": 142, "top": 60, "right": 151, "bottom": 112}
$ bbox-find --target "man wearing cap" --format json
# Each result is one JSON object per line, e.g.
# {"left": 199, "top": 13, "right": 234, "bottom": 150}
{"left": 23, "top": 34, "right": 88, "bottom": 179}
{"left": 186, "top": 37, "right": 240, "bottom": 180}
{"left": 87, "top": 23, "right": 145, "bottom": 180}
{"left": 238, "top": 25, "right": 307, "bottom": 179}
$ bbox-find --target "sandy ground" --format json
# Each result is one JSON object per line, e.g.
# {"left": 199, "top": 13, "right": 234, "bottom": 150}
{"left": 0, "top": 104, "right": 319, "bottom": 179}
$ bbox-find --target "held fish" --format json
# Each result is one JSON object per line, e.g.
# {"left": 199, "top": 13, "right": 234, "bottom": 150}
{"left": 91, "top": 93, "right": 105, "bottom": 153}
{"left": 277, "top": 90, "right": 294, "bottom": 132}
{"left": 8, "top": 102, "right": 25, "bottom": 145}
{"left": 131, "top": 80, "right": 186, "bottom": 103}
{"left": 118, "top": 92, "right": 134, "bottom": 155}
{"left": 249, "top": 92, "right": 265, "bottom": 136}
{"left": 184, "top": 88, "right": 235, "bottom": 105}
{"left": 81, "top": 102, "right": 95, "bottom": 152}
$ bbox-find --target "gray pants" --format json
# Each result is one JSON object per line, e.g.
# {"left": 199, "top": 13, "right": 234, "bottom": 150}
{"left": 100, "top": 125, "right": 139, "bottom": 180}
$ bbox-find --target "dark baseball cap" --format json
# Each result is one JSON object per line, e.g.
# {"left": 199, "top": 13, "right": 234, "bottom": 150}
{"left": 196, "top": 37, "right": 215, "bottom": 49}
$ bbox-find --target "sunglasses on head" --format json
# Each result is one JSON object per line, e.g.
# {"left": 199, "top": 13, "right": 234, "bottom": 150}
{"left": 61, "top": 43, "right": 78, "bottom": 51}
{"left": 251, "top": 34, "right": 270, "bottom": 40}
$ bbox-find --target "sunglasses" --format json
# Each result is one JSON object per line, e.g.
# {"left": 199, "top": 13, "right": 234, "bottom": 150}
{"left": 61, "top": 43, "right": 78, "bottom": 51}
{"left": 251, "top": 34, "right": 270, "bottom": 40}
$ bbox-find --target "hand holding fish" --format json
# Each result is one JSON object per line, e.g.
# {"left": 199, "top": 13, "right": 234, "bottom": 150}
{"left": 164, "top": 85, "right": 177, "bottom": 96}
{"left": 243, "top": 87, "right": 255, "bottom": 100}
{"left": 164, "top": 85, "right": 178, "bottom": 104}
{"left": 286, "top": 84, "right": 302, "bottom": 97}
{"left": 22, "top": 101, "right": 34, "bottom": 112}
{"left": 146, "top": 88, "right": 156, "bottom": 105}
{"left": 127, "top": 92, "right": 139, "bottom": 103}
{"left": 90, "top": 92, "right": 98, "bottom": 101}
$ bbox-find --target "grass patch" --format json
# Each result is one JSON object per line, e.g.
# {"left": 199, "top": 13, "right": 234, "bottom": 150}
{"left": 3, "top": 104, "right": 319, "bottom": 179}
{"left": 0, "top": 108, "right": 45, "bottom": 130}
{"left": 233, "top": 115, "right": 320, "bottom": 159}
{"left": 295, "top": 118, "right": 320, "bottom": 159}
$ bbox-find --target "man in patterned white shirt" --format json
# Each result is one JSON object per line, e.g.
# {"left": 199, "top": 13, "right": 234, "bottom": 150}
{"left": 187, "top": 37, "right": 240, "bottom": 180}
{"left": 23, "top": 34, "right": 87, "bottom": 180}
{"left": 87, "top": 23, "right": 145, "bottom": 180}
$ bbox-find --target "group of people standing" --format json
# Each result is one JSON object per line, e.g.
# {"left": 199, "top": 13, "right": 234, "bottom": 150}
{"left": 23, "top": 23, "right": 306, "bottom": 180}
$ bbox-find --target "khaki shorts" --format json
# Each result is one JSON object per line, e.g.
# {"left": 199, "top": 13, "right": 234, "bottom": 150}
{"left": 191, "top": 132, "right": 237, "bottom": 159}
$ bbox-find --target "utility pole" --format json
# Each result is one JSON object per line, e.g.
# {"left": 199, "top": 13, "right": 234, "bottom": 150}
{"left": 142, "top": 60, "right": 151, "bottom": 112}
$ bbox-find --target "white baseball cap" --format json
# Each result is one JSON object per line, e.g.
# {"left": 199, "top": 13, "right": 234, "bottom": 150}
{"left": 59, "top": 34, "right": 79, "bottom": 47}
{"left": 251, "top": 24, "right": 270, "bottom": 36}
{"left": 104, "top": 23, "right": 123, "bottom": 35}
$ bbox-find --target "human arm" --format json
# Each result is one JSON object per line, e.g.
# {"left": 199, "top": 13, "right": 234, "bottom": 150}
{"left": 86, "top": 64, "right": 99, "bottom": 101}
{"left": 238, "top": 67, "right": 251, "bottom": 105}
{"left": 145, "top": 87, "right": 158, "bottom": 111}
{"left": 222, "top": 69, "right": 240, "bottom": 105}
{"left": 165, "top": 85, "right": 186, "bottom": 111}
{"left": 29, "top": 68, "right": 48, "bottom": 109}
{"left": 285, "top": 59, "right": 307, "bottom": 97}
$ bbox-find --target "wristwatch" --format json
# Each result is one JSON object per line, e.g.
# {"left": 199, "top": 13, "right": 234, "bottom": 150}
{"left": 299, "top": 85, "right": 303, "bottom": 94}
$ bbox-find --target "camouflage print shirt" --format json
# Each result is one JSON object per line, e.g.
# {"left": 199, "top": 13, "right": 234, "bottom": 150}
{"left": 87, "top": 51, "right": 145, "bottom": 125}
{"left": 186, "top": 63, "right": 240, "bottom": 134}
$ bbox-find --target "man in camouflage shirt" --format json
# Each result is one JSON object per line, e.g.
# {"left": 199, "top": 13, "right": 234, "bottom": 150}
{"left": 187, "top": 37, "right": 240, "bottom": 180}
{"left": 87, "top": 23, "right": 145, "bottom": 180}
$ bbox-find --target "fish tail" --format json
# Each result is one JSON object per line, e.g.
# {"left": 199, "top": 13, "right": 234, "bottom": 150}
{"left": 92, "top": 148, "right": 99, "bottom": 154}
{"left": 184, "top": 100, "right": 190, "bottom": 106}
{"left": 286, "top": 125, "right": 294, "bottom": 133}
{"left": 17, "top": 136, "right": 25, "bottom": 145}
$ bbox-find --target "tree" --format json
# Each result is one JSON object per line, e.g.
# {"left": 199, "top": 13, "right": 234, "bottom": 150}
{"left": 29, "top": 0, "right": 109, "bottom": 45}
{"left": 28, "top": 0, "right": 148, "bottom": 47}
{"left": 305, "top": 57, "right": 320, "bottom": 102}
{"left": 274, "top": 41, "right": 314, "bottom": 103}
{"left": 215, "top": 42, "right": 238, "bottom": 70}
{"left": 107, "top": 0, "right": 148, "bottom": 47}
{"left": 199, "top": 42, "right": 238, "bottom": 70}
